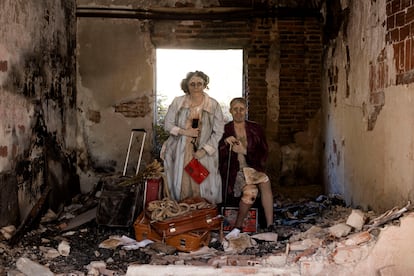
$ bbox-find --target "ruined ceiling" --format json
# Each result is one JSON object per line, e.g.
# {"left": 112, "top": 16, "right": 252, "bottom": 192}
{"left": 76, "top": 0, "right": 325, "bottom": 20}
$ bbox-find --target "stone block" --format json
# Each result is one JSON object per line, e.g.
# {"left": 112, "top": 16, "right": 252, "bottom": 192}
{"left": 290, "top": 238, "right": 323, "bottom": 251}
{"left": 346, "top": 209, "right": 365, "bottom": 231}
{"left": 329, "top": 223, "right": 352, "bottom": 238}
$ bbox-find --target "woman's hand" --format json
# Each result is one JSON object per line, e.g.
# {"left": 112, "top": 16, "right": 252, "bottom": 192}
{"left": 193, "top": 149, "right": 206, "bottom": 159}
{"left": 225, "top": 136, "right": 238, "bottom": 145}
{"left": 179, "top": 127, "right": 199, "bottom": 137}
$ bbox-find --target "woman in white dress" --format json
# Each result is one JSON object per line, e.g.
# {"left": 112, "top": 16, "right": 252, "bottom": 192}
{"left": 161, "top": 71, "right": 224, "bottom": 204}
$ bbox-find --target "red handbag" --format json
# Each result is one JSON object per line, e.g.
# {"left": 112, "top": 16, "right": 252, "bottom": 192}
{"left": 184, "top": 158, "right": 209, "bottom": 184}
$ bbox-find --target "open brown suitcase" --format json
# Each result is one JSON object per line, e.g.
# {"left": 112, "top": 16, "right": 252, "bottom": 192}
{"left": 134, "top": 211, "right": 213, "bottom": 252}
{"left": 134, "top": 211, "right": 162, "bottom": 242}
{"left": 148, "top": 197, "right": 223, "bottom": 238}
{"left": 165, "top": 230, "right": 211, "bottom": 252}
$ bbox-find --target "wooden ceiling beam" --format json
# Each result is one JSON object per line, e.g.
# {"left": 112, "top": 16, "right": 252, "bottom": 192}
{"left": 76, "top": 6, "right": 321, "bottom": 20}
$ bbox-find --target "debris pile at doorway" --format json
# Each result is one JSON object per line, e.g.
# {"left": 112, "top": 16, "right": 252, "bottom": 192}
{"left": 0, "top": 193, "right": 412, "bottom": 275}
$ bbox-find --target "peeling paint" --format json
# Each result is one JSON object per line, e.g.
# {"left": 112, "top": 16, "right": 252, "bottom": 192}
{"left": 114, "top": 95, "right": 152, "bottom": 118}
{"left": 0, "top": 60, "right": 7, "bottom": 72}
{"left": 87, "top": 109, "right": 101, "bottom": 123}
{"left": 0, "top": 146, "right": 7, "bottom": 157}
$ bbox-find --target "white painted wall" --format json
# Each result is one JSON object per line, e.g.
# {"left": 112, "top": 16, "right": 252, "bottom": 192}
{"left": 323, "top": 0, "right": 414, "bottom": 211}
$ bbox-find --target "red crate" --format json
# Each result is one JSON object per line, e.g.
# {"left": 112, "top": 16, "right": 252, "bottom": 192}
{"left": 221, "top": 207, "right": 258, "bottom": 233}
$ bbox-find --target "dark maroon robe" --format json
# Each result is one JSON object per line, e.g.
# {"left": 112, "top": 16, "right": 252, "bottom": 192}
{"left": 219, "top": 120, "right": 268, "bottom": 206}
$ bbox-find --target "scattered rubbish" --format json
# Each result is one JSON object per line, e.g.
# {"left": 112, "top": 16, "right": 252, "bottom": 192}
{"left": 99, "top": 235, "right": 153, "bottom": 250}
{"left": 1, "top": 194, "right": 412, "bottom": 274}
{"left": 222, "top": 233, "right": 257, "bottom": 253}
{"left": 225, "top": 227, "right": 241, "bottom": 240}
{"left": 364, "top": 201, "right": 411, "bottom": 230}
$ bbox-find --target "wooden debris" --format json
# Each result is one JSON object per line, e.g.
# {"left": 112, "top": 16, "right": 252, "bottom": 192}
{"left": 364, "top": 201, "right": 411, "bottom": 230}
{"left": 59, "top": 207, "right": 97, "bottom": 231}
{"left": 9, "top": 186, "right": 51, "bottom": 246}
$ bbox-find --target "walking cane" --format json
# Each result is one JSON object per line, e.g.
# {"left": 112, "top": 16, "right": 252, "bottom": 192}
{"left": 220, "top": 143, "right": 232, "bottom": 241}
{"left": 222, "top": 143, "right": 232, "bottom": 216}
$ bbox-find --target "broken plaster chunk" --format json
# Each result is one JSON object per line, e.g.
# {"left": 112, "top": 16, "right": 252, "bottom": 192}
{"left": 332, "top": 245, "right": 368, "bottom": 265}
{"left": 329, "top": 223, "right": 352, "bottom": 238}
{"left": 99, "top": 236, "right": 123, "bottom": 249}
{"left": 289, "top": 226, "right": 325, "bottom": 242}
{"left": 263, "top": 254, "right": 287, "bottom": 267}
{"left": 62, "top": 231, "right": 76, "bottom": 236}
{"left": 225, "top": 227, "right": 241, "bottom": 240}
{"left": 41, "top": 238, "right": 50, "bottom": 243}
{"left": 0, "top": 225, "right": 16, "bottom": 240}
{"left": 39, "top": 246, "right": 60, "bottom": 259}
{"left": 343, "top": 231, "right": 372, "bottom": 246}
{"left": 40, "top": 209, "right": 57, "bottom": 223}
{"left": 16, "top": 257, "right": 54, "bottom": 276}
{"left": 289, "top": 238, "right": 323, "bottom": 251}
{"left": 222, "top": 233, "right": 257, "bottom": 254}
{"left": 346, "top": 209, "right": 366, "bottom": 231}
{"left": 251, "top": 232, "right": 278, "bottom": 242}
{"left": 86, "top": 261, "right": 107, "bottom": 276}
{"left": 58, "top": 240, "right": 71, "bottom": 256}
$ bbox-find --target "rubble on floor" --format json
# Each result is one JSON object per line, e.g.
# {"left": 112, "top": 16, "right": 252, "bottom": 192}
{"left": 0, "top": 193, "right": 412, "bottom": 275}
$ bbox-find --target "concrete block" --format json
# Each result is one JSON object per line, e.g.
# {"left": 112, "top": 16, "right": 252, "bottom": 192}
{"left": 346, "top": 209, "right": 365, "bottom": 231}
{"left": 289, "top": 238, "right": 323, "bottom": 251}
{"left": 329, "top": 223, "right": 352, "bottom": 238}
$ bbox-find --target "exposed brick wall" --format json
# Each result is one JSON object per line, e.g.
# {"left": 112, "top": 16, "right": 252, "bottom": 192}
{"left": 152, "top": 16, "right": 322, "bottom": 145}
{"left": 246, "top": 19, "right": 271, "bottom": 126}
{"left": 386, "top": 0, "right": 414, "bottom": 84}
{"left": 151, "top": 20, "right": 251, "bottom": 49}
{"left": 278, "top": 18, "right": 322, "bottom": 144}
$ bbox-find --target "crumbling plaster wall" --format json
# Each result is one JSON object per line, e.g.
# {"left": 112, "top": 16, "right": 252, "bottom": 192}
{"left": 0, "top": 0, "right": 78, "bottom": 226}
{"left": 77, "top": 17, "right": 155, "bottom": 192}
{"left": 322, "top": 0, "right": 414, "bottom": 212}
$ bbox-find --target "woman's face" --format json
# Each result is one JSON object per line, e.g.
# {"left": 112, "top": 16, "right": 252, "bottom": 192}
{"left": 230, "top": 101, "right": 247, "bottom": 123}
{"left": 188, "top": 76, "right": 205, "bottom": 95}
